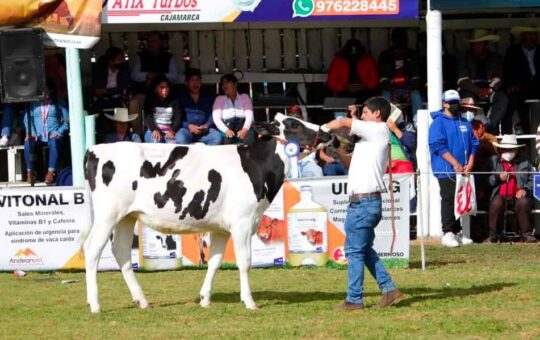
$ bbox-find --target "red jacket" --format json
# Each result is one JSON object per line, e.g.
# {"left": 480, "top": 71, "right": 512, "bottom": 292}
{"left": 327, "top": 54, "right": 379, "bottom": 96}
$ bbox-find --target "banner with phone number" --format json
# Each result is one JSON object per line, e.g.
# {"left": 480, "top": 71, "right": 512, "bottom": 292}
{"left": 103, "top": 0, "right": 418, "bottom": 24}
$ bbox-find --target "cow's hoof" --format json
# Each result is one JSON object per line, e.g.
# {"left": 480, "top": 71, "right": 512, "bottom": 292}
{"left": 243, "top": 301, "right": 258, "bottom": 310}
{"left": 89, "top": 304, "right": 101, "bottom": 314}
{"left": 200, "top": 295, "right": 211, "bottom": 308}
{"left": 133, "top": 299, "right": 149, "bottom": 309}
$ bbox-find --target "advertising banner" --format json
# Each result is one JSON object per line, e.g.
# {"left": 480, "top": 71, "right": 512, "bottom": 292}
{"left": 0, "top": 187, "right": 89, "bottom": 271}
{"left": 284, "top": 175, "right": 411, "bottom": 268}
{"left": 431, "top": 0, "right": 540, "bottom": 10}
{"left": 103, "top": 0, "right": 418, "bottom": 24}
{"left": 0, "top": 0, "right": 102, "bottom": 49}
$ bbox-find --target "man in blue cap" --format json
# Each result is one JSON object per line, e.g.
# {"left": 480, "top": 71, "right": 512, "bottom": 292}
{"left": 429, "top": 90, "right": 479, "bottom": 247}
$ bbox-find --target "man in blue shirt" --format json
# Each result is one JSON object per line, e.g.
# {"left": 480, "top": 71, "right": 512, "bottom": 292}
{"left": 429, "top": 90, "right": 479, "bottom": 247}
{"left": 176, "top": 68, "right": 222, "bottom": 145}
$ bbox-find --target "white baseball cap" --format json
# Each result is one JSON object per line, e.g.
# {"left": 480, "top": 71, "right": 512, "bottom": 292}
{"left": 442, "top": 90, "right": 461, "bottom": 103}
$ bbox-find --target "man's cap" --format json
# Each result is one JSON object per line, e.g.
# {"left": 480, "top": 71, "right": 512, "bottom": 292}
{"left": 442, "top": 90, "right": 460, "bottom": 103}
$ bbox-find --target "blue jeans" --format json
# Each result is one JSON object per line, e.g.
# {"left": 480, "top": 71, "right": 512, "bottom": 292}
{"left": 323, "top": 161, "right": 348, "bottom": 176}
{"left": 176, "top": 127, "right": 222, "bottom": 145}
{"left": 24, "top": 137, "right": 62, "bottom": 171}
{"left": 144, "top": 129, "right": 176, "bottom": 143}
{"left": 382, "top": 89, "right": 423, "bottom": 127}
{"left": 344, "top": 196, "right": 396, "bottom": 304}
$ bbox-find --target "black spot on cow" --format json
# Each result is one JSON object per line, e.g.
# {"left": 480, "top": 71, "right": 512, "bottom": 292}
{"left": 140, "top": 160, "right": 162, "bottom": 179}
{"left": 102, "top": 161, "right": 116, "bottom": 186}
{"left": 237, "top": 140, "right": 285, "bottom": 202}
{"left": 160, "top": 146, "right": 189, "bottom": 175}
{"left": 139, "top": 146, "right": 189, "bottom": 179}
{"left": 132, "top": 180, "right": 138, "bottom": 191}
{"left": 180, "top": 170, "right": 222, "bottom": 220}
{"left": 84, "top": 151, "right": 99, "bottom": 191}
{"left": 153, "top": 169, "right": 187, "bottom": 213}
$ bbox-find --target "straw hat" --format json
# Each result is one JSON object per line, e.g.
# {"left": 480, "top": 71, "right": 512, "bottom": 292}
{"left": 510, "top": 26, "right": 540, "bottom": 35}
{"left": 467, "top": 29, "right": 500, "bottom": 43}
{"left": 105, "top": 108, "right": 138, "bottom": 122}
{"left": 492, "top": 135, "right": 525, "bottom": 149}
{"left": 460, "top": 97, "right": 481, "bottom": 112}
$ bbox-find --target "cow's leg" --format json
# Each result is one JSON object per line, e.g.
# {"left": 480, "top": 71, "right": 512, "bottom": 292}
{"left": 111, "top": 216, "right": 148, "bottom": 310}
{"left": 84, "top": 220, "right": 115, "bottom": 314}
{"left": 199, "top": 232, "right": 229, "bottom": 307}
{"left": 231, "top": 226, "right": 257, "bottom": 310}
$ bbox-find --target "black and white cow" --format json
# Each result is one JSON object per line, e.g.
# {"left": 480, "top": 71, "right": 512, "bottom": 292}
{"left": 82, "top": 113, "right": 332, "bottom": 313}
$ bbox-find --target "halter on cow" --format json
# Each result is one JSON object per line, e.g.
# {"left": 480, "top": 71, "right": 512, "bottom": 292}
{"left": 82, "top": 113, "right": 332, "bottom": 313}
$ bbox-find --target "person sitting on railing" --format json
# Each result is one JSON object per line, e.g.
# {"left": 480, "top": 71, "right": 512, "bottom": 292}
{"left": 487, "top": 135, "right": 537, "bottom": 243}
{"left": 504, "top": 26, "right": 540, "bottom": 135}
{"left": 0, "top": 103, "right": 22, "bottom": 146}
{"left": 378, "top": 28, "right": 423, "bottom": 127}
{"left": 176, "top": 68, "right": 222, "bottom": 145}
{"left": 212, "top": 73, "right": 255, "bottom": 145}
{"left": 458, "top": 29, "right": 508, "bottom": 134}
{"left": 23, "top": 83, "right": 69, "bottom": 185}
{"left": 143, "top": 75, "right": 182, "bottom": 144}
{"left": 327, "top": 38, "right": 379, "bottom": 102}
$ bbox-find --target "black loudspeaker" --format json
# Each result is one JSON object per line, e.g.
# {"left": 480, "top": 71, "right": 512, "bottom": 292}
{"left": 0, "top": 28, "right": 46, "bottom": 103}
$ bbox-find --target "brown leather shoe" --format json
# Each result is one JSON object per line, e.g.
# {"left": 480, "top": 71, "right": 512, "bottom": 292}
{"left": 377, "top": 289, "right": 405, "bottom": 308}
{"left": 26, "top": 171, "right": 33, "bottom": 184}
{"left": 334, "top": 300, "right": 364, "bottom": 311}
{"left": 44, "top": 171, "right": 56, "bottom": 185}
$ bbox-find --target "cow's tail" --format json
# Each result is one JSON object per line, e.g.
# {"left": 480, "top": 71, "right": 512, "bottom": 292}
{"left": 78, "top": 149, "right": 95, "bottom": 247}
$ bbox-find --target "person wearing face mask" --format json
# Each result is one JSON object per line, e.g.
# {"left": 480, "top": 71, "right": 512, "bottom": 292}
{"left": 487, "top": 135, "right": 537, "bottom": 243}
{"left": 429, "top": 90, "right": 479, "bottom": 247}
{"left": 460, "top": 97, "right": 487, "bottom": 124}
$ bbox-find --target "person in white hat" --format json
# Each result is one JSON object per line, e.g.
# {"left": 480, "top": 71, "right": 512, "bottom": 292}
{"left": 487, "top": 135, "right": 537, "bottom": 243}
{"left": 104, "top": 108, "right": 141, "bottom": 143}
{"left": 429, "top": 90, "right": 478, "bottom": 247}
{"left": 504, "top": 26, "right": 540, "bottom": 134}
{"left": 458, "top": 29, "right": 507, "bottom": 133}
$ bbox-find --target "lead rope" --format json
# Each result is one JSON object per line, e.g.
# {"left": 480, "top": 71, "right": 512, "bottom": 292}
{"left": 388, "top": 142, "right": 396, "bottom": 254}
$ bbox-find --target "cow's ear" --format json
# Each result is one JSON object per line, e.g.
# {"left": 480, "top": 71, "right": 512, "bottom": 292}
{"left": 253, "top": 121, "right": 279, "bottom": 139}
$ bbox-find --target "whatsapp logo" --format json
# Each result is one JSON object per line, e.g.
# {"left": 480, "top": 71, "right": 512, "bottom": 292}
{"left": 293, "top": 0, "right": 314, "bottom": 18}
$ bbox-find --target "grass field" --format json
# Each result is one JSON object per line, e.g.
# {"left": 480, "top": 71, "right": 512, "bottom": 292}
{"left": 1, "top": 243, "right": 539, "bottom": 339}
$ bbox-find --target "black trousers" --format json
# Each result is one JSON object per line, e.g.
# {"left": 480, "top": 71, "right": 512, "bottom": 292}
{"left": 438, "top": 177, "right": 461, "bottom": 234}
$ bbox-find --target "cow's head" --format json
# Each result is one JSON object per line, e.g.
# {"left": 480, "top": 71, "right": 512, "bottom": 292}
{"left": 253, "top": 113, "right": 333, "bottom": 150}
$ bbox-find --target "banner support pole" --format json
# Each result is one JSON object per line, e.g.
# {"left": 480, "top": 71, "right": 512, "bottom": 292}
{"left": 66, "top": 47, "right": 86, "bottom": 186}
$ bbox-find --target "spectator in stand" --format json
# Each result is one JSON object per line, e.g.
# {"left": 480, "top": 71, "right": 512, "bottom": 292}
{"left": 471, "top": 118, "right": 498, "bottom": 241}
{"left": 92, "top": 47, "right": 133, "bottom": 142}
{"left": 458, "top": 29, "right": 507, "bottom": 134}
{"left": 130, "top": 32, "right": 178, "bottom": 136}
{"left": 143, "top": 75, "right": 182, "bottom": 144}
{"left": 327, "top": 38, "right": 379, "bottom": 103}
{"left": 23, "top": 84, "right": 69, "bottom": 185}
{"left": 176, "top": 68, "right": 221, "bottom": 145}
{"left": 460, "top": 97, "right": 487, "bottom": 123}
{"left": 0, "top": 104, "right": 17, "bottom": 146}
{"left": 387, "top": 104, "right": 416, "bottom": 174}
{"left": 429, "top": 90, "right": 478, "bottom": 248}
{"left": 504, "top": 26, "right": 540, "bottom": 134}
{"left": 45, "top": 49, "right": 68, "bottom": 102}
{"left": 378, "top": 28, "right": 423, "bottom": 127}
{"left": 487, "top": 135, "right": 537, "bottom": 243}
{"left": 213, "top": 74, "right": 255, "bottom": 145}
{"left": 104, "top": 108, "right": 141, "bottom": 143}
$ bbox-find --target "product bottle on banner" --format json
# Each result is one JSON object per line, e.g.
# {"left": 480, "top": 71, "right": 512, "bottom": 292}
{"left": 138, "top": 224, "right": 182, "bottom": 271}
{"left": 287, "top": 185, "right": 328, "bottom": 266}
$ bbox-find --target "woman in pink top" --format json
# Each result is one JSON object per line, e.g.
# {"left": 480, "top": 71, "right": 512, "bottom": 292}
{"left": 212, "top": 74, "right": 255, "bottom": 145}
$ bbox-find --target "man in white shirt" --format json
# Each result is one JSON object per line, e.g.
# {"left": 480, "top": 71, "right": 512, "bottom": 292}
{"left": 322, "top": 97, "right": 403, "bottom": 311}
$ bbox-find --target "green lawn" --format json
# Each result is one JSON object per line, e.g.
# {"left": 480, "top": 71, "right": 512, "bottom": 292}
{"left": 1, "top": 243, "right": 539, "bottom": 339}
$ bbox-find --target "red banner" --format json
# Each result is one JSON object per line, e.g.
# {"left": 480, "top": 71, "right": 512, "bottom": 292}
{"left": 0, "top": 0, "right": 102, "bottom": 49}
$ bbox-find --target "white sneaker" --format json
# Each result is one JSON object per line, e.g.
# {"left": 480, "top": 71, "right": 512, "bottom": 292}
{"left": 0, "top": 136, "right": 8, "bottom": 146}
{"left": 456, "top": 232, "right": 473, "bottom": 245}
{"left": 441, "top": 232, "right": 459, "bottom": 248}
